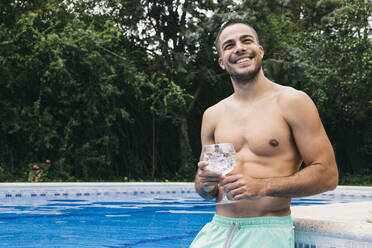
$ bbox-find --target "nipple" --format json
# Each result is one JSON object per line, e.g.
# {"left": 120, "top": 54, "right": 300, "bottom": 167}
{"left": 269, "top": 139, "right": 279, "bottom": 147}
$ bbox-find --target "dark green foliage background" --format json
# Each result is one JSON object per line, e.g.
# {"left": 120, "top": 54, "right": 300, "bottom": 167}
{"left": 0, "top": 0, "right": 370, "bottom": 184}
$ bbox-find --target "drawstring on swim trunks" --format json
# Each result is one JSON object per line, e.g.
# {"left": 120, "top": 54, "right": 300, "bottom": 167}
{"left": 223, "top": 223, "right": 240, "bottom": 248}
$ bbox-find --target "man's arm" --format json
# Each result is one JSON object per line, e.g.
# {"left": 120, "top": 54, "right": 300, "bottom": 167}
{"left": 224, "top": 90, "right": 338, "bottom": 199}
{"left": 264, "top": 90, "right": 338, "bottom": 197}
{"left": 194, "top": 107, "right": 222, "bottom": 200}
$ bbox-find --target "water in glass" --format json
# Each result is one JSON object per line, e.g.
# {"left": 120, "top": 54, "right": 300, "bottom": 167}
{"left": 203, "top": 143, "right": 236, "bottom": 204}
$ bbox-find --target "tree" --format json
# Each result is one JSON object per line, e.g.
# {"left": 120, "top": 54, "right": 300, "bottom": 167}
{"left": 0, "top": 0, "right": 148, "bottom": 181}
{"left": 95, "top": 0, "right": 224, "bottom": 180}
{"left": 297, "top": 0, "right": 372, "bottom": 174}
{"left": 1, "top": 0, "right": 370, "bottom": 182}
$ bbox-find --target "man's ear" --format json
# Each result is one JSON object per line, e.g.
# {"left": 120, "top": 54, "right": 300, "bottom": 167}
{"left": 259, "top": 45, "right": 264, "bottom": 59}
{"left": 218, "top": 57, "right": 225, "bottom": 70}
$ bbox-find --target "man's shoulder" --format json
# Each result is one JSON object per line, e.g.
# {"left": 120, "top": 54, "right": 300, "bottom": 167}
{"left": 204, "top": 96, "right": 232, "bottom": 116}
{"left": 275, "top": 85, "right": 319, "bottom": 124}
{"left": 276, "top": 85, "right": 312, "bottom": 107}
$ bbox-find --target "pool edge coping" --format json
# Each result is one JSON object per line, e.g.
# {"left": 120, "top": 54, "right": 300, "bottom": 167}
{"left": 0, "top": 182, "right": 371, "bottom": 189}
{"left": 292, "top": 201, "right": 372, "bottom": 241}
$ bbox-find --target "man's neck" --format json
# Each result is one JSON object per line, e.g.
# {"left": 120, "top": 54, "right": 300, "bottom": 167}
{"left": 231, "top": 70, "right": 272, "bottom": 102}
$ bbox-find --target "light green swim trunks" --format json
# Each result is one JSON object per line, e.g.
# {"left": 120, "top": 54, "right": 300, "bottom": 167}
{"left": 190, "top": 214, "right": 294, "bottom": 248}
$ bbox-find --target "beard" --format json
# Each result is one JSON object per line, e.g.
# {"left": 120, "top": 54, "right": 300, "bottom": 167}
{"left": 225, "top": 53, "right": 263, "bottom": 83}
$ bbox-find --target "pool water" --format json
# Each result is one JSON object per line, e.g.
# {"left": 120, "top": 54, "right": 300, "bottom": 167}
{"left": 0, "top": 196, "right": 340, "bottom": 247}
{"left": 3, "top": 194, "right": 210, "bottom": 247}
{"left": 0, "top": 184, "right": 371, "bottom": 248}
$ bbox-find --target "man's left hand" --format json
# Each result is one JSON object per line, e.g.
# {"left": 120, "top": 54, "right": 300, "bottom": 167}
{"left": 220, "top": 174, "right": 266, "bottom": 200}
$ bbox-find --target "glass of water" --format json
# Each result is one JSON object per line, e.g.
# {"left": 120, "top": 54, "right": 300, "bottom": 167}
{"left": 203, "top": 143, "right": 236, "bottom": 204}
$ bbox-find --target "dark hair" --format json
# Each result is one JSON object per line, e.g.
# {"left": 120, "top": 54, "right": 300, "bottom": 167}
{"left": 214, "top": 19, "right": 259, "bottom": 56}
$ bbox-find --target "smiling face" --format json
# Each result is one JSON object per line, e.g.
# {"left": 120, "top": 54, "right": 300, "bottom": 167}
{"left": 217, "top": 23, "right": 264, "bottom": 83}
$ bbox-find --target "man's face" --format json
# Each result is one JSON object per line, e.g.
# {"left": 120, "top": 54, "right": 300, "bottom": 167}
{"left": 217, "top": 23, "right": 264, "bottom": 82}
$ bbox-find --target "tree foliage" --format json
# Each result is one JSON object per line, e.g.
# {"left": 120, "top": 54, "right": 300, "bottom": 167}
{"left": 297, "top": 0, "right": 372, "bottom": 173}
{"left": 0, "top": 0, "right": 370, "bottom": 183}
{"left": 0, "top": 0, "right": 149, "bottom": 181}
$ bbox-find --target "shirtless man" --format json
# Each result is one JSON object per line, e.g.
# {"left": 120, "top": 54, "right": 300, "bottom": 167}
{"left": 191, "top": 19, "right": 338, "bottom": 248}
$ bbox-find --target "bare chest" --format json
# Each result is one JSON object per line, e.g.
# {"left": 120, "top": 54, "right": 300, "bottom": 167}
{"left": 214, "top": 106, "right": 292, "bottom": 157}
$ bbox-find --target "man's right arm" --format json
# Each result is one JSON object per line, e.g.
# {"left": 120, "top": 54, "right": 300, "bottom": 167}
{"left": 194, "top": 108, "right": 221, "bottom": 200}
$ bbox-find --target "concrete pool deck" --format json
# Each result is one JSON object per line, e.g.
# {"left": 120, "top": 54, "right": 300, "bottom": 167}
{"left": 292, "top": 197, "right": 372, "bottom": 241}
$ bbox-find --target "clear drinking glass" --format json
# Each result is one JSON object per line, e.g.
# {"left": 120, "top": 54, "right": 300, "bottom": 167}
{"left": 203, "top": 143, "right": 236, "bottom": 204}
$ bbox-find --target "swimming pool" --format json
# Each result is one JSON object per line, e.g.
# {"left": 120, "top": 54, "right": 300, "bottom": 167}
{"left": 0, "top": 183, "right": 372, "bottom": 247}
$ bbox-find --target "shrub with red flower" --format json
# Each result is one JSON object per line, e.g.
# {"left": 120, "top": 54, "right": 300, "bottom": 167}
{"left": 28, "top": 159, "right": 52, "bottom": 182}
